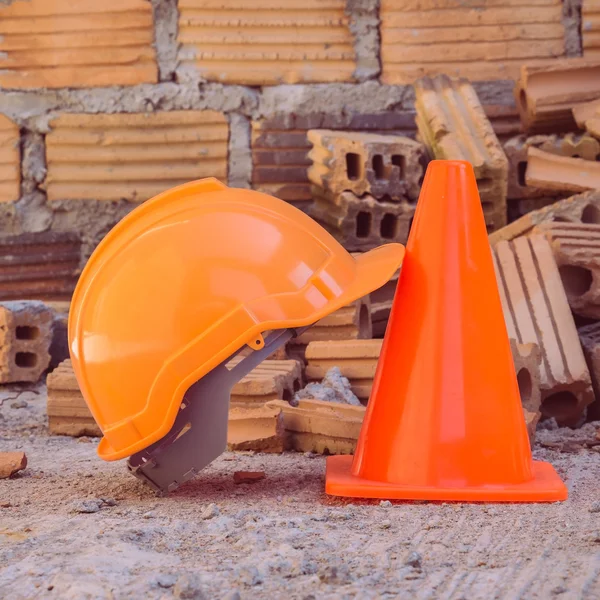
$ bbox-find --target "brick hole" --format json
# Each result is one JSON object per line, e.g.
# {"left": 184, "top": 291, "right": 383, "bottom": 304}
{"left": 517, "top": 161, "right": 527, "bottom": 187}
{"left": 358, "top": 303, "right": 370, "bottom": 337}
{"left": 356, "top": 212, "right": 372, "bottom": 238}
{"left": 517, "top": 368, "right": 532, "bottom": 406}
{"left": 15, "top": 352, "right": 37, "bottom": 368}
{"left": 541, "top": 391, "right": 579, "bottom": 422}
{"left": 380, "top": 213, "right": 398, "bottom": 240}
{"left": 282, "top": 389, "right": 292, "bottom": 402}
{"left": 477, "top": 177, "right": 494, "bottom": 192}
{"left": 293, "top": 380, "right": 301, "bottom": 393}
{"left": 372, "top": 154, "right": 385, "bottom": 179}
{"left": 519, "top": 89, "right": 528, "bottom": 112}
{"left": 16, "top": 325, "right": 40, "bottom": 340}
{"left": 581, "top": 203, "right": 600, "bottom": 224}
{"left": 572, "top": 154, "right": 581, "bottom": 159}
{"left": 346, "top": 153, "right": 362, "bottom": 181}
{"left": 596, "top": 154, "right": 600, "bottom": 162}
{"left": 559, "top": 265, "right": 593, "bottom": 297}
{"left": 552, "top": 216, "right": 570, "bottom": 222}
{"left": 391, "top": 154, "right": 405, "bottom": 180}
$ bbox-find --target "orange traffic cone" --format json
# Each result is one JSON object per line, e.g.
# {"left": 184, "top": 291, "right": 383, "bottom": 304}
{"left": 326, "top": 160, "right": 567, "bottom": 502}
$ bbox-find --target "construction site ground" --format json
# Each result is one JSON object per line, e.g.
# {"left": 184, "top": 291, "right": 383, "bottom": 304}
{"left": 1, "top": 386, "right": 599, "bottom": 600}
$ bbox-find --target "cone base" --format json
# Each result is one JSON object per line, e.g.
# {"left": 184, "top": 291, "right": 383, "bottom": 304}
{"left": 326, "top": 455, "right": 568, "bottom": 503}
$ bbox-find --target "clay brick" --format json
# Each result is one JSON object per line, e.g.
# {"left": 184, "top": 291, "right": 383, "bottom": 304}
{"left": 0, "top": 115, "right": 20, "bottom": 203}
{"left": 0, "top": 0, "right": 157, "bottom": 89}
{"left": 515, "top": 59, "right": 600, "bottom": 133}
{"left": 573, "top": 98, "right": 600, "bottom": 130}
{"left": 504, "top": 133, "right": 600, "bottom": 200}
{"left": 369, "top": 266, "right": 400, "bottom": 337}
{"left": 227, "top": 405, "right": 285, "bottom": 453}
{"left": 266, "top": 398, "right": 365, "bottom": 454}
{"left": 380, "top": 0, "right": 565, "bottom": 84}
{"left": 227, "top": 357, "right": 303, "bottom": 406}
{"left": 305, "top": 339, "right": 382, "bottom": 402}
{"left": 0, "top": 232, "right": 82, "bottom": 301}
{"left": 582, "top": 0, "right": 600, "bottom": 58}
{"left": 177, "top": 0, "right": 356, "bottom": 85}
{"left": 493, "top": 234, "right": 594, "bottom": 426}
{"left": 508, "top": 197, "right": 563, "bottom": 223}
{"left": 307, "top": 130, "right": 425, "bottom": 201}
{"left": 311, "top": 190, "right": 415, "bottom": 252}
{"left": 577, "top": 321, "right": 600, "bottom": 419}
{"left": 0, "top": 452, "right": 27, "bottom": 479}
{"left": 45, "top": 111, "right": 228, "bottom": 202}
{"left": 511, "top": 338, "right": 543, "bottom": 445}
{"left": 414, "top": 75, "right": 508, "bottom": 231}
{"left": 489, "top": 189, "right": 600, "bottom": 245}
{"left": 534, "top": 222, "right": 600, "bottom": 319}
{"left": 291, "top": 297, "right": 372, "bottom": 347}
{"left": 47, "top": 359, "right": 101, "bottom": 437}
{"left": 0, "top": 301, "right": 52, "bottom": 384}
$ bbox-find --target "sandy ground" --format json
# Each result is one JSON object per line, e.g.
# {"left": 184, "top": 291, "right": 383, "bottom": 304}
{"left": 1, "top": 385, "right": 599, "bottom": 600}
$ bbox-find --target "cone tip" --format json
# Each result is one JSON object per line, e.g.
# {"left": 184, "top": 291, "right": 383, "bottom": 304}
{"left": 426, "top": 159, "right": 474, "bottom": 176}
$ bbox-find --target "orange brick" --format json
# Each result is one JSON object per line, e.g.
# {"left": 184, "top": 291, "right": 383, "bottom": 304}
{"left": 0, "top": 301, "right": 53, "bottom": 384}
{"left": 414, "top": 75, "right": 508, "bottom": 231}
{"left": 177, "top": 0, "right": 356, "bottom": 85}
{"left": 526, "top": 147, "right": 600, "bottom": 193}
{"left": 582, "top": 0, "right": 600, "bottom": 58}
{"left": 380, "top": 0, "right": 565, "bottom": 84}
{"left": 0, "top": 115, "right": 20, "bottom": 203}
{"left": 515, "top": 58, "right": 600, "bottom": 133}
{"left": 0, "top": 452, "right": 27, "bottom": 479}
{"left": 493, "top": 234, "right": 593, "bottom": 426}
{"left": 45, "top": 111, "right": 229, "bottom": 202}
{"left": 227, "top": 405, "right": 285, "bottom": 453}
{"left": 0, "top": 0, "right": 157, "bottom": 89}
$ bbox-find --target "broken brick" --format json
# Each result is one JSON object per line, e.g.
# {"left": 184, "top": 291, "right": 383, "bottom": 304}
{"left": 0, "top": 452, "right": 27, "bottom": 479}
{"left": 511, "top": 338, "right": 542, "bottom": 445}
{"left": 177, "top": 0, "right": 356, "bottom": 85}
{"left": 227, "top": 405, "right": 285, "bottom": 453}
{"left": 414, "top": 75, "right": 508, "bottom": 231}
{"left": 310, "top": 190, "right": 415, "bottom": 252}
{"left": 307, "top": 129, "right": 424, "bottom": 201}
{"left": 0, "top": 0, "right": 157, "bottom": 89}
{"left": 515, "top": 58, "right": 600, "bottom": 133}
{"left": 0, "top": 231, "right": 82, "bottom": 302}
{"left": 493, "top": 234, "right": 594, "bottom": 426}
{"left": 45, "top": 111, "right": 228, "bottom": 203}
{"left": 577, "top": 322, "right": 600, "bottom": 420}
{"left": 489, "top": 189, "right": 600, "bottom": 246}
{"left": 0, "top": 115, "right": 20, "bottom": 203}
{"left": 526, "top": 147, "right": 600, "bottom": 193}
{"left": 534, "top": 221, "right": 600, "bottom": 319}
{"left": 266, "top": 398, "right": 365, "bottom": 455}
{"left": 0, "top": 301, "right": 53, "bottom": 384}
{"left": 503, "top": 133, "right": 600, "bottom": 200}
{"left": 305, "top": 339, "right": 383, "bottom": 403}
{"left": 573, "top": 98, "right": 600, "bottom": 132}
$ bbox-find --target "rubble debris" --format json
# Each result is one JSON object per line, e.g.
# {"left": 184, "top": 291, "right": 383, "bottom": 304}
{"left": 577, "top": 322, "right": 600, "bottom": 420}
{"left": 227, "top": 405, "right": 285, "bottom": 453}
{"left": 0, "top": 301, "right": 53, "bottom": 384}
{"left": 266, "top": 398, "right": 365, "bottom": 455}
{"left": 311, "top": 189, "right": 415, "bottom": 251}
{"left": 200, "top": 503, "right": 220, "bottom": 520}
{"left": 305, "top": 339, "right": 383, "bottom": 403}
{"left": 0, "top": 232, "right": 82, "bottom": 302}
{"left": 295, "top": 367, "right": 362, "bottom": 406}
{"left": 493, "top": 234, "right": 594, "bottom": 426}
{"left": 489, "top": 189, "right": 600, "bottom": 246}
{"left": 290, "top": 298, "right": 372, "bottom": 350}
{"left": 233, "top": 471, "right": 266, "bottom": 484}
{"left": 71, "top": 498, "right": 116, "bottom": 514}
{"left": 173, "top": 573, "right": 206, "bottom": 600}
{"left": 0, "top": 451, "right": 27, "bottom": 479}
{"left": 307, "top": 129, "right": 424, "bottom": 201}
{"left": 511, "top": 339, "right": 543, "bottom": 445}
{"left": 503, "top": 133, "right": 600, "bottom": 200}
{"left": 535, "top": 222, "right": 600, "bottom": 319}
{"left": 414, "top": 74, "right": 508, "bottom": 231}
{"left": 515, "top": 59, "right": 600, "bottom": 133}
{"left": 525, "top": 147, "right": 600, "bottom": 193}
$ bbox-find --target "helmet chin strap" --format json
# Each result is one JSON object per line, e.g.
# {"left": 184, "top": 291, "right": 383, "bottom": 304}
{"left": 126, "top": 326, "right": 309, "bottom": 495}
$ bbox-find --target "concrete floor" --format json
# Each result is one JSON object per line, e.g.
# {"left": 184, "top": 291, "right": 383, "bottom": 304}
{"left": 0, "top": 386, "right": 599, "bottom": 600}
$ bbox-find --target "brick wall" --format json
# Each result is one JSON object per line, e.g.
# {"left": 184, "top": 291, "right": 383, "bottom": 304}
{"left": 0, "top": 0, "right": 585, "bottom": 264}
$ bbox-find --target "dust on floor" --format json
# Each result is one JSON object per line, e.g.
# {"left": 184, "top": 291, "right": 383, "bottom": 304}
{"left": 0, "top": 385, "right": 599, "bottom": 600}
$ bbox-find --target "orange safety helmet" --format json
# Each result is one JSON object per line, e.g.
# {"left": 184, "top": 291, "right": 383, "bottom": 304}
{"left": 69, "top": 178, "right": 404, "bottom": 493}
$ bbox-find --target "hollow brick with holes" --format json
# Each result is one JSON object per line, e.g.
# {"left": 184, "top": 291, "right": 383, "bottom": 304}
{"left": 493, "top": 234, "right": 594, "bottom": 427}
{"left": 307, "top": 129, "right": 425, "bottom": 201}
{"left": 311, "top": 189, "right": 415, "bottom": 252}
{"left": 0, "top": 301, "right": 53, "bottom": 383}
